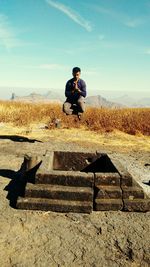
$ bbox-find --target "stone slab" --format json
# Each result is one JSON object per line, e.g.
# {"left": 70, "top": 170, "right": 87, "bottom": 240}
{"left": 95, "top": 185, "right": 122, "bottom": 199}
{"left": 17, "top": 197, "right": 93, "bottom": 213}
{"left": 95, "top": 173, "right": 120, "bottom": 186}
{"left": 35, "top": 170, "right": 94, "bottom": 187}
{"left": 123, "top": 199, "right": 150, "bottom": 212}
{"left": 122, "top": 186, "right": 145, "bottom": 200}
{"left": 95, "top": 199, "right": 123, "bottom": 211}
{"left": 35, "top": 152, "right": 54, "bottom": 172}
{"left": 25, "top": 184, "right": 93, "bottom": 201}
{"left": 24, "top": 154, "right": 43, "bottom": 171}
{"left": 107, "top": 156, "right": 133, "bottom": 186}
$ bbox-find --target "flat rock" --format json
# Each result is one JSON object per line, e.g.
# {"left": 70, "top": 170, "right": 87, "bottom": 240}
{"left": 95, "top": 199, "right": 123, "bottom": 211}
{"left": 35, "top": 170, "right": 94, "bottom": 187}
{"left": 123, "top": 199, "right": 150, "bottom": 212}
{"left": 17, "top": 197, "right": 93, "bottom": 213}
{"left": 25, "top": 184, "right": 93, "bottom": 201}
{"left": 95, "top": 185, "right": 122, "bottom": 199}
{"left": 95, "top": 173, "right": 120, "bottom": 186}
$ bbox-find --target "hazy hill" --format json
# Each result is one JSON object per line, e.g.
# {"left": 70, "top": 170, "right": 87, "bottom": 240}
{"left": 11, "top": 91, "right": 123, "bottom": 108}
{"left": 86, "top": 95, "right": 123, "bottom": 108}
{"left": 0, "top": 86, "right": 149, "bottom": 107}
{"left": 135, "top": 98, "right": 150, "bottom": 107}
{"left": 9, "top": 90, "right": 150, "bottom": 108}
{"left": 43, "top": 90, "right": 64, "bottom": 101}
{"left": 110, "top": 95, "right": 135, "bottom": 107}
{"left": 110, "top": 94, "right": 150, "bottom": 107}
{"left": 11, "top": 91, "right": 63, "bottom": 103}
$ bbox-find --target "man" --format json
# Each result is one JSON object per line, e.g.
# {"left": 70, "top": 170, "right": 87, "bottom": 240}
{"left": 63, "top": 67, "right": 87, "bottom": 120}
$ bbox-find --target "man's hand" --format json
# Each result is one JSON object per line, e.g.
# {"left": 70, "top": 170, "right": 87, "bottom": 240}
{"left": 73, "top": 80, "right": 78, "bottom": 89}
{"left": 72, "top": 88, "right": 81, "bottom": 94}
{"left": 76, "top": 88, "right": 81, "bottom": 93}
{"left": 73, "top": 81, "right": 81, "bottom": 93}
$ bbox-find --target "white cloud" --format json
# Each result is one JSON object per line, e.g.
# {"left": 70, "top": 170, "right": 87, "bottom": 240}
{"left": 26, "top": 63, "right": 100, "bottom": 77}
{"left": 0, "top": 14, "right": 19, "bottom": 49}
{"left": 124, "top": 18, "right": 145, "bottom": 28}
{"left": 84, "top": 69, "right": 99, "bottom": 75}
{"left": 0, "top": 14, "right": 23, "bottom": 49}
{"left": 89, "top": 5, "right": 146, "bottom": 28}
{"left": 38, "top": 63, "right": 68, "bottom": 70}
{"left": 27, "top": 63, "right": 69, "bottom": 70}
{"left": 46, "top": 0, "right": 92, "bottom": 32}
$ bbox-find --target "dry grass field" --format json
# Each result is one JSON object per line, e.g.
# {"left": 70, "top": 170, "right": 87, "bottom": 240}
{"left": 0, "top": 100, "right": 150, "bottom": 135}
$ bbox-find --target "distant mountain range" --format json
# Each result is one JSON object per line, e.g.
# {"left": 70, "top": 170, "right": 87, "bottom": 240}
{"left": 86, "top": 95, "right": 123, "bottom": 108}
{"left": 11, "top": 91, "right": 63, "bottom": 104}
{"left": 10, "top": 91, "right": 123, "bottom": 108}
{"left": 10, "top": 90, "right": 150, "bottom": 108}
{"left": 110, "top": 94, "right": 150, "bottom": 108}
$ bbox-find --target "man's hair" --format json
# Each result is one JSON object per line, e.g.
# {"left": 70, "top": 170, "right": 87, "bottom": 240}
{"left": 72, "top": 67, "right": 81, "bottom": 73}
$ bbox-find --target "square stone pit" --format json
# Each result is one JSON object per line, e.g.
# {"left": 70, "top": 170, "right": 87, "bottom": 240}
{"left": 16, "top": 151, "right": 150, "bottom": 213}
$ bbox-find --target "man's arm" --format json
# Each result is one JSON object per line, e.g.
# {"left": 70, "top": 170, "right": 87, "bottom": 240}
{"left": 65, "top": 81, "right": 74, "bottom": 97}
{"left": 79, "top": 80, "right": 86, "bottom": 97}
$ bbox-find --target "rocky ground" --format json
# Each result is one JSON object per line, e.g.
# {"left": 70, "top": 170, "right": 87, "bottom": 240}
{"left": 0, "top": 126, "right": 150, "bottom": 267}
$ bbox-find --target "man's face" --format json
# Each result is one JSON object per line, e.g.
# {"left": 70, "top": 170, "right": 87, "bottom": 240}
{"left": 73, "top": 71, "right": 80, "bottom": 80}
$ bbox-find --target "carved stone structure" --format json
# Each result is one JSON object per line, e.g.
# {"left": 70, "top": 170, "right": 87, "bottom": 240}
{"left": 17, "top": 151, "right": 150, "bottom": 213}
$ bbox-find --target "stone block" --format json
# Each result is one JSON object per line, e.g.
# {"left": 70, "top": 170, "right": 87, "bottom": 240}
{"left": 123, "top": 199, "right": 150, "bottom": 212}
{"left": 95, "top": 173, "right": 120, "bottom": 186}
{"left": 95, "top": 199, "right": 123, "bottom": 211}
{"left": 108, "top": 156, "right": 133, "bottom": 186}
{"left": 25, "top": 184, "right": 93, "bottom": 202}
{"left": 122, "top": 186, "right": 145, "bottom": 200}
{"left": 17, "top": 197, "right": 93, "bottom": 213}
{"left": 95, "top": 185, "right": 122, "bottom": 199}
{"left": 35, "top": 152, "right": 54, "bottom": 172}
{"left": 36, "top": 170, "right": 94, "bottom": 187}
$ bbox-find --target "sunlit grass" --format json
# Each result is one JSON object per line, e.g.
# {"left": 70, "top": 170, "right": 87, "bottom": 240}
{"left": 0, "top": 100, "right": 149, "bottom": 135}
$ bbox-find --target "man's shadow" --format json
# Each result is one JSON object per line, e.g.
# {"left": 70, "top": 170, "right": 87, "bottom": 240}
{"left": 0, "top": 160, "right": 42, "bottom": 208}
{"left": 0, "top": 135, "right": 42, "bottom": 143}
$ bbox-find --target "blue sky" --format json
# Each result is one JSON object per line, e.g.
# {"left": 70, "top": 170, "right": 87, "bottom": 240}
{"left": 0, "top": 0, "right": 150, "bottom": 98}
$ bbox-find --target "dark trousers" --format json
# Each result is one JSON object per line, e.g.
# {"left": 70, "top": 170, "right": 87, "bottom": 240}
{"left": 63, "top": 96, "right": 85, "bottom": 115}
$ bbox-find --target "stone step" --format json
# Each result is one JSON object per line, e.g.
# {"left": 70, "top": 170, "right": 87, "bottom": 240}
{"left": 25, "top": 184, "right": 93, "bottom": 201}
{"left": 123, "top": 199, "right": 150, "bottom": 212}
{"left": 16, "top": 197, "right": 93, "bottom": 213}
{"left": 122, "top": 186, "right": 145, "bottom": 200}
{"left": 107, "top": 157, "right": 133, "bottom": 186}
{"left": 95, "top": 186, "right": 122, "bottom": 199}
{"left": 35, "top": 170, "right": 94, "bottom": 187}
{"left": 94, "top": 199, "right": 123, "bottom": 211}
{"left": 95, "top": 173, "right": 120, "bottom": 186}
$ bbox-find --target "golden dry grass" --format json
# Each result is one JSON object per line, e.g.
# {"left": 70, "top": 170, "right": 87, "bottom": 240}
{"left": 0, "top": 100, "right": 150, "bottom": 135}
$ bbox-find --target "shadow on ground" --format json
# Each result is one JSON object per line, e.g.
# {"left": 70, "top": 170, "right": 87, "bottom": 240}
{"left": 143, "top": 181, "right": 150, "bottom": 186}
{"left": 0, "top": 135, "right": 42, "bottom": 143}
{"left": 0, "top": 161, "right": 41, "bottom": 208}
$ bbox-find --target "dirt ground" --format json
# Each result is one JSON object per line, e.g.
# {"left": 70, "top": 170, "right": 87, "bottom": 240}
{"left": 0, "top": 124, "right": 150, "bottom": 267}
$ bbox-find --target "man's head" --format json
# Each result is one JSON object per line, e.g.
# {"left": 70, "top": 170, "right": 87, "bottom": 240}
{"left": 72, "top": 67, "right": 81, "bottom": 80}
